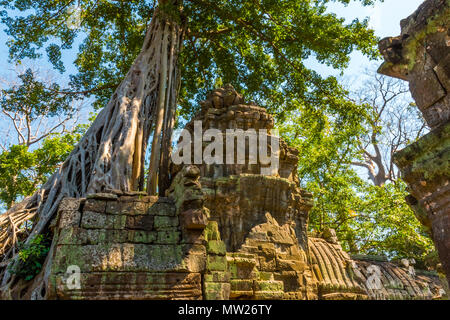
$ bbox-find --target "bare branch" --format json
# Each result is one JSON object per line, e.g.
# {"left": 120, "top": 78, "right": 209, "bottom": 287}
{"left": 28, "top": 117, "right": 70, "bottom": 146}
{"left": 1, "top": 110, "right": 25, "bottom": 145}
{"left": 348, "top": 67, "right": 425, "bottom": 186}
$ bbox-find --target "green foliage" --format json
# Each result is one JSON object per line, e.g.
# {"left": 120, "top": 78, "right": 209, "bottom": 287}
{"left": 307, "top": 173, "right": 434, "bottom": 264}
{"left": 0, "top": 65, "right": 88, "bottom": 210}
{"left": 353, "top": 181, "right": 434, "bottom": 264}
{"left": 1, "top": 68, "right": 74, "bottom": 119}
{"left": 0, "top": 0, "right": 381, "bottom": 120}
{"left": 8, "top": 234, "right": 51, "bottom": 281}
{"left": 0, "top": 127, "right": 86, "bottom": 209}
{"left": 0, "top": 144, "right": 36, "bottom": 209}
{"left": 279, "top": 102, "right": 435, "bottom": 267}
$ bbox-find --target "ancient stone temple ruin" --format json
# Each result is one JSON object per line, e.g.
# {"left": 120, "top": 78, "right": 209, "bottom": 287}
{"left": 378, "top": 0, "right": 450, "bottom": 287}
{"left": 32, "top": 85, "right": 446, "bottom": 300}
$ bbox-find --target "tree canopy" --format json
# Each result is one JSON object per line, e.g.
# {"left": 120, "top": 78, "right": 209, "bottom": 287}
{"left": 0, "top": 0, "right": 380, "bottom": 116}
{"left": 279, "top": 69, "right": 435, "bottom": 267}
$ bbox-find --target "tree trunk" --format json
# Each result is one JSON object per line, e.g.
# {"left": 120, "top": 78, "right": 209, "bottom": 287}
{"left": 159, "top": 22, "right": 183, "bottom": 197}
{"left": 1, "top": 6, "right": 184, "bottom": 297}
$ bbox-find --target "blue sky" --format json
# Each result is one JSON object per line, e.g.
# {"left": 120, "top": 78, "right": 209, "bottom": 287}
{"left": 0, "top": 0, "right": 424, "bottom": 106}
{"left": 308, "top": 0, "right": 424, "bottom": 79}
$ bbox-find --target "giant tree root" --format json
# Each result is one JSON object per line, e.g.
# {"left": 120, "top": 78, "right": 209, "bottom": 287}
{"left": 0, "top": 6, "right": 183, "bottom": 298}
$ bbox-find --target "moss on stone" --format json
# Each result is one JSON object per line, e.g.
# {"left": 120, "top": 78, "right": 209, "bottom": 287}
{"left": 204, "top": 271, "right": 230, "bottom": 283}
{"left": 203, "top": 282, "right": 230, "bottom": 300}
{"left": 254, "top": 280, "right": 284, "bottom": 292}
{"left": 157, "top": 230, "right": 180, "bottom": 244}
{"left": 258, "top": 271, "right": 274, "bottom": 281}
{"left": 206, "top": 240, "right": 227, "bottom": 256}
{"left": 154, "top": 216, "right": 179, "bottom": 229}
{"left": 206, "top": 255, "right": 228, "bottom": 272}
{"left": 403, "top": 9, "right": 450, "bottom": 71}
{"left": 394, "top": 122, "right": 450, "bottom": 180}
{"left": 204, "top": 221, "right": 221, "bottom": 241}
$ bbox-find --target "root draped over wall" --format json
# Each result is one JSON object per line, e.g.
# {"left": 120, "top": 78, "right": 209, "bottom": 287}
{"left": 0, "top": 5, "right": 184, "bottom": 297}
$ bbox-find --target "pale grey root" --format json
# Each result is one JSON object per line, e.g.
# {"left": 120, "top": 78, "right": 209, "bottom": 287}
{"left": 0, "top": 7, "right": 183, "bottom": 298}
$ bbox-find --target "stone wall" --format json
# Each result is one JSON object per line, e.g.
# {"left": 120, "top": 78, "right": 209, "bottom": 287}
{"left": 225, "top": 212, "right": 317, "bottom": 300}
{"left": 378, "top": 0, "right": 450, "bottom": 129}
{"left": 378, "top": 0, "right": 450, "bottom": 286}
{"left": 45, "top": 85, "right": 446, "bottom": 300}
{"left": 174, "top": 85, "right": 317, "bottom": 299}
{"left": 174, "top": 85, "right": 310, "bottom": 253}
{"left": 48, "top": 187, "right": 207, "bottom": 299}
{"left": 47, "top": 193, "right": 446, "bottom": 300}
{"left": 352, "top": 257, "right": 445, "bottom": 300}
{"left": 309, "top": 236, "right": 444, "bottom": 300}
{"left": 308, "top": 236, "right": 367, "bottom": 300}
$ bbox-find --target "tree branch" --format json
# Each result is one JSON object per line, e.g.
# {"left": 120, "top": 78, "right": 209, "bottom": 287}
{"left": 53, "top": 83, "right": 119, "bottom": 96}
{"left": 1, "top": 110, "right": 25, "bottom": 145}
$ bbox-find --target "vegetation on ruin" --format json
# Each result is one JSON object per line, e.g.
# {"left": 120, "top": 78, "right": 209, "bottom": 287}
{"left": 8, "top": 234, "right": 51, "bottom": 281}
{"left": 0, "top": 0, "right": 439, "bottom": 294}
